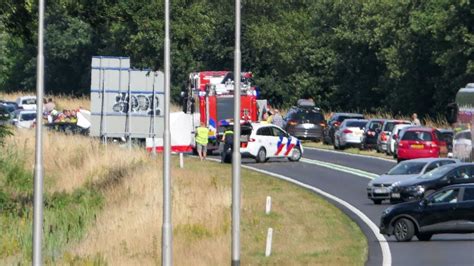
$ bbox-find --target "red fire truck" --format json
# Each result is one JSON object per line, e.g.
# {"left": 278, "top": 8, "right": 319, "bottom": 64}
{"left": 182, "top": 71, "right": 265, "bottom": 153}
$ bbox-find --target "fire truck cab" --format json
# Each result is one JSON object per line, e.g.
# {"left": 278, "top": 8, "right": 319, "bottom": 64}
{"left": 182, "top": 71, "right": 262, "bottom": 153}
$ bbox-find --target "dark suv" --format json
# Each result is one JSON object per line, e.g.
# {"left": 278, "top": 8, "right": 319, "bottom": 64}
{"left": 390, "top": 163, "right": 473, "bottom": 202}
{"left": 284, "top": 106, "right": 325, "bottom": 141}
{"left": 323, "top": 113, "right": 364, "bottom": 145}
{"left": 380, "top": 183, "right": 474, "bottom": 241}
{"left": 361, "top": 119, "right": 385, "bottom": 150}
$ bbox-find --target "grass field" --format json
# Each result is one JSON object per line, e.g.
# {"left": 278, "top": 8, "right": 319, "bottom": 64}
{"left": 0, "top": 129, "right": 367, "bottom": 265}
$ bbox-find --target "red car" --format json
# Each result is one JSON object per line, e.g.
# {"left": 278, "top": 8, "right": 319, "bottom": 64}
{"left": 397, "top": 127, "right": 448, "bottom": 163}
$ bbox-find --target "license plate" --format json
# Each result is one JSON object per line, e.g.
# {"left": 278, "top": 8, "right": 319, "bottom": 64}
{"left": 411, "top": 144, "right": 424, "bottom": 149}
{"left": 302, "top": 124, "right": 313, "bottom": 129}
{"left": 374, "top": 188, "right": 389, "bottom": 194}
{"left": 391, "top": 193, "right": 401, "bottom": 198}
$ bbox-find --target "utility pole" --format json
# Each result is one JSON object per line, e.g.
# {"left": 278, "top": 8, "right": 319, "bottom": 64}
{"left": 232, "top": 0, "right": 242, "bottom": 265}
{"left": 162, "top": 0, "right": 172, "bottom": 264}
{"left": 33, "top": 0, "right": 45, "bottom": 264}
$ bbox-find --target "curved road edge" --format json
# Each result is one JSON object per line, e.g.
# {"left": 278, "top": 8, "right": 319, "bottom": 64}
{"left": 241, "top": 164, "right": 392, "bottom": 266}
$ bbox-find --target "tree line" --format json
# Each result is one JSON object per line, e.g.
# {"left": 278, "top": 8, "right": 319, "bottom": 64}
{"left": 1, "top": 0, "right": 473, "bottom": 117}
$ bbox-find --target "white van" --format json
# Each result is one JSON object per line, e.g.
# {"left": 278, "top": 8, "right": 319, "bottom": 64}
{"left": 16, "top": 96, "right": 37, "bottom": 110}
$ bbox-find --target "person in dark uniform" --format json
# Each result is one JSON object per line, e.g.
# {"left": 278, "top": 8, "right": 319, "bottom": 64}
{"left": 221, "top": 125, "right": 234, "bottom": 163}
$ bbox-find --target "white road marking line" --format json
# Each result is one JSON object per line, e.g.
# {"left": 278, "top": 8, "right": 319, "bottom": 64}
{"left": 300, "top": 158, "right": 379, "bottom": 179}
{"left": 304, "top": 146, "right": 397, "bottom": 163}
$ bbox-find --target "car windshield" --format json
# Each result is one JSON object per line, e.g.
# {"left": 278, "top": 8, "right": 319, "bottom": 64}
{"left": 346, "top": 121, "right": 367, "bottom": 128}
{"left": 418, "top": 164, "right": 456, "bottom": 179}
{"left": 21, "top": 113, "right": 36, "bottom": 121}
{"left": 387, "top": 161, "right": 426, "bottom": 175}
{"left": 402, "top": 130, "right": 433, "bottom": 141}
{"left": 293, "top": 110, "right": 324, "bottom": 123}
{"left": 22, "top": 98, "right": 36, "bottom": 105}
{"left": 337, "top": 115, "right": 363, "bottom": 122}
{"left": 369, "top": 121, "right": 383, "bottom": 130}
{"left": 385, "top": 121, "right": 410, "bottom": 132}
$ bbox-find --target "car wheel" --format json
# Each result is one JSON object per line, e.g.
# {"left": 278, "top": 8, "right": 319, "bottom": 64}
{"left": 393, "top": 218, "right": 415, "bottom": 242}
{"left": 288, "top": 147, "right": 302, "bottom": 162}
{"left": 372, "top": 199, "right": 382, "bottom": 205}
{"left": 416, "top": 233, "right": 433, "bottom": 241}
{"left": 256, "top": 148, "right": 266, "bottom": 163}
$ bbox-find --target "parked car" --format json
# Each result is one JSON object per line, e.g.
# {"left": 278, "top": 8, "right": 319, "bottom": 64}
{"left": 397, "top": 127, "right": 448, "bottom": 162}
{"left": 367, "top": 158, "right": 458, "bottom": 204}
{"left": 11, "top": 110, "right": 36, "bottom": 128}
{"left": 284, "top": 106, "right": 325, "bottom": 142}
{"left": 0, "top": 105, "right": 11, "bottom": 125}
{"left": 333, "top": 119, "right": 368, "bottom": 149}
{"left": 16, "top": 96, "right": 36, "bottom": 110}
{"left": 387, "top": 124, "right": 413, "bottom": 156}
{"left": 240, "top": 123, "right": 303, "bottom": 163}
{"left": 360, "top": 119, "right": 385, "bottom": 150}
{"left": 393, "top": 126, "right": 413, "bottom": 159}
{"left": 380, "top": 183, "right": 474, "bottom": 241}
{"left": 438, "top": 129, "right": 454, "bottom": 157}
{"left": 323, "top": 113, "right": 364, "bottom": 145}
{"left": 0, "top": 100, "right": 19, "bottom": 111}
{"left": 453, "top": 129, "right": 471, "bottom": 162}
{"left": 376, "top": 120, "right": 411, "bottom": 153}
{"left": 389, "top": 163, "right": 474, "bottom": 203}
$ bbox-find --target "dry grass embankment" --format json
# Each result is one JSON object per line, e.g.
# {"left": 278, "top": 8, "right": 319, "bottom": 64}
{"left": 1, "top": 129, "right": 367, "bottom": 265}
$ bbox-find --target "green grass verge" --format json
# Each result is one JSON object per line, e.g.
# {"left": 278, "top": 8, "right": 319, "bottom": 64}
{"left": 0, "top": 148, "right": 104, "bottom": 264}
{"left": 240, "top": 166, "right": 367, "bottom": 265}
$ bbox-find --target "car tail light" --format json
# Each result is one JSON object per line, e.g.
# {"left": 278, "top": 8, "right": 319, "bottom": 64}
{"left": 319, "top": 122, "right": 326, "bottom": 127}
{"left": 430, "top": 143, "right": 438, "bottom": 148}
{"left": 399, "top": 142, "right": 404, "bottom": 147}
{"left": 381, "top": 132, "right": 387, "bottom": 141}
{"left": 249, "top": 138, "right": 256, "bottom": 142}
{"left": 343, "top": 129, "right": 352, "bottom": 134}
{"left": 288, "top": 120, "right": 298, "bottom": 126}
{"left": 241, "top": 142, "right": 248, "bottom": 148}
{"left": 334, "top": 121, "right": 341, "bottom": 127}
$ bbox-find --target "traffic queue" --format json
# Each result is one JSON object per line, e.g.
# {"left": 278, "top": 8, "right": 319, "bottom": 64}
{"left": 274, "top": 99, "right": 474, "bottom": 243}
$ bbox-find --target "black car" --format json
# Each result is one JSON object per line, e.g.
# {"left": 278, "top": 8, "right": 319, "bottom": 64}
{"left": 438, "top": 129, "right": 454, "bottom": 154}
{"left": 380, "top": 183, "right": 474, "bottom": 241}
{"left": 284, "top": 106, "right": 325, "bottom": 142}
{"left": 361, "top": 119, "right": 385, "bottom": 150}
{"left": 322, "top": 112, "right": 364, "bottom": 145}
{"left": 390, "top": 163, "right": 474, "bottom": 202}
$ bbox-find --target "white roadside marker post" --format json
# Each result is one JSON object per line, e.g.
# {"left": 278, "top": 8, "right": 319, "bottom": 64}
{"left": 265, "top": 196, "right": 272, "bottom": 215}
{"left": 179, "top": 153, "right": 184, "bottom": 168}
{"left": 265, "top": 228, "right": 273, "bottom": 257}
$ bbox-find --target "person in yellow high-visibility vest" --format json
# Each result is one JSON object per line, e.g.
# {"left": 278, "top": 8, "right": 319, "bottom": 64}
{"left": 196, "top": 122, "right": 210, "bottom": 161}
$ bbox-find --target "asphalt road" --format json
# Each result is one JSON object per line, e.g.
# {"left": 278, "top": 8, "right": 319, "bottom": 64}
{"left": 237, "top": 148, "right": 474, "bottom": 266}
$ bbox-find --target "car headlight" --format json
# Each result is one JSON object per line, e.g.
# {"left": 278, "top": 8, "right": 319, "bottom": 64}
{"left": 389, "top": 181, "right": 400, "bottom": 190}
{"left": 406, "top": 185, "right": 425, "bottom": 194}
{"left": 382, "top": 207, "right": 393, "bottom": 217}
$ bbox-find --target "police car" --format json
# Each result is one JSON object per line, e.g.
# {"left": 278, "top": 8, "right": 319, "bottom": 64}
{"left": 240, "top": 123, "right": 303, "bottom": 163}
